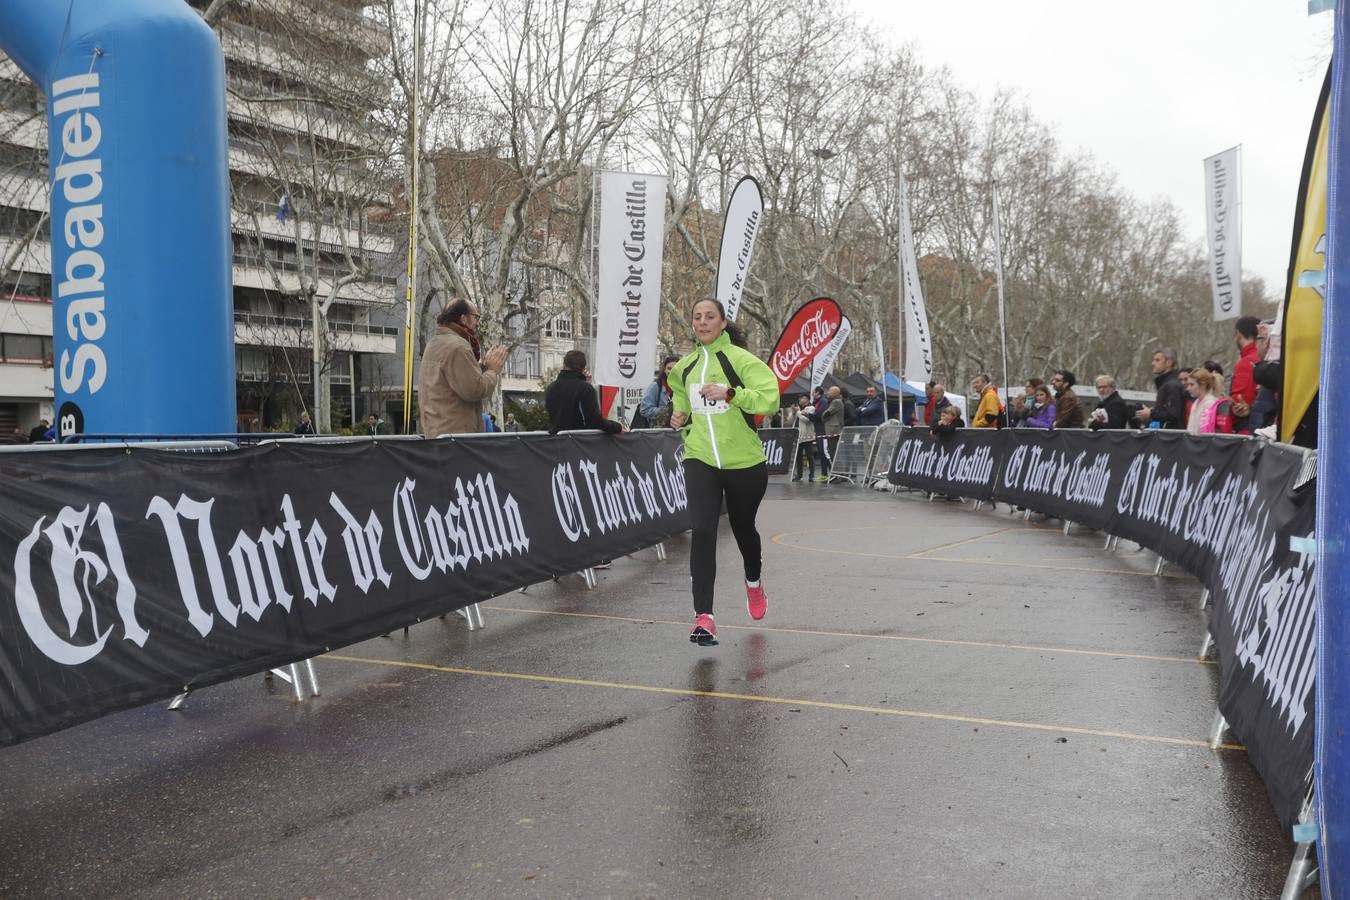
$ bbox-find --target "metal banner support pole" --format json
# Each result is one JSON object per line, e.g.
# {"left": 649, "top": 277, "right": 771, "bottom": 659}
{"left": 1281, "top": 793, "right": 1319, "bottom": 900}
{"left": 455, "top": 604, "right": 485, "bottom": 631}
{"left": 304, "top": 659, "right": 321, "bottom": 696}
{"left": 1209, "top": 710, "right": 1229, "bottom": 750}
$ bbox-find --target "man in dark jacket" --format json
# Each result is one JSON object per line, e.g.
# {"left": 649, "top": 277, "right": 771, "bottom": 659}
{"left": 1135, "top": 348, "right": 1186, "bottom": 429}
{"left": 915, "top": 381, "right": 951, "bottom": 425}
{"left": 1088, "top": 375, "right": 1131, "bottom": 430}
{"left": 545, "top": 350, "right": 626, "bottom": 435}
{"left": 857, "top": 386, "right": 886, "bottom": 425}
{"left": 1050, "top": 369, "right": 1086, "bottom": 429}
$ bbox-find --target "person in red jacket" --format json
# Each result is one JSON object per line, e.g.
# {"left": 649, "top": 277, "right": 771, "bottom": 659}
{"left": 1229, "top": 316, "right": 1261, "bottom": 433}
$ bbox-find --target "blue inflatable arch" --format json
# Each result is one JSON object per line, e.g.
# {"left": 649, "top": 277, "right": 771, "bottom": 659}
{"left": 0, "top": 0, "right": 235, "bottom": 437}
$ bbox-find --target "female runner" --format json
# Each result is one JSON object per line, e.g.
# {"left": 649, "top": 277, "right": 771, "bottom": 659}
{"left": 668, "top": 298, "right": 781, "bottom": 646}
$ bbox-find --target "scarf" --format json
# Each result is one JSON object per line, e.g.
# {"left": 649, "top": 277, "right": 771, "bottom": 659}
{"left": 447, "top": 321, "right": 481, "bottom": 361}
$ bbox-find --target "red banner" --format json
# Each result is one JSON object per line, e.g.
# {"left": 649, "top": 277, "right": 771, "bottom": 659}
{"left": 769, "top": 297, "right": 843, "bottom": 394}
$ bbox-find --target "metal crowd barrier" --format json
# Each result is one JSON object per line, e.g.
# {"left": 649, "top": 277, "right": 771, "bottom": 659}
{"left": 865, "top": 421, "right": 903, "bottom": 489}
{"left": 825, "top": 425, "right": 879, "bottom": 484}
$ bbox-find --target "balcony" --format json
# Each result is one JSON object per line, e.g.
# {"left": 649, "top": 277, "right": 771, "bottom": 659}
{"left": 226, "top": 93, "right": 384, "bottom": 155}
{"left": 0, "top": 360, "right": 54, "bottom": 401}
{"left": 232, "top": 203, "right": 396, "bottom": 256}
{"left": 0, "top": 235, "right": 50, "bottom": 280}
{"left": 234, "top": 310, "right": 397, "bottom": 355}
{"left": 232, "top": 251, "right": 397, "bottom": 286}
{"left": 227, "top": 0, "right": 389, "bottom": 59}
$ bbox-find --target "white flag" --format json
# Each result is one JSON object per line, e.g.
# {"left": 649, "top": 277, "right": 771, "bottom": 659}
{"left": 873, "top": 320, "right": 886, "bottom": 380}
{"left": 716, "top": 176, "right": 764, "bottom": 322}
{"left": 595, "top": 170, "right": 667, "bottom": 389}
{"left": 991, "top": 182, "right": 1010, "bottom": 396}
{"left": 812, "top": 316, "right": 852, "bottom": 392}
{"left": 898, "top": 174, "right": 933, "bottom": 383}
{"left": 1203, "top": 146, "right": 1242, "bottom": 322}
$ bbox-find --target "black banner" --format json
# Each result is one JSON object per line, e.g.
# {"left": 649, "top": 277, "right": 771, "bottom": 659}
{"left": 758, "top": 428, "right": 797, "bottom": 475}
{"left": 0, "top": 432, "right": 690, "bottom": 746}
{"left": 887, "top": 426, "right": 1315, "bottom": 829}
{"left": 888, "top": 427, "right": 1002, "bottom": 501}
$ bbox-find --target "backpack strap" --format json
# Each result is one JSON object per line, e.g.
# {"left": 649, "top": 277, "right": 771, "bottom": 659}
{"left": 716, "top": 350, "right": 757, "bottom": 431}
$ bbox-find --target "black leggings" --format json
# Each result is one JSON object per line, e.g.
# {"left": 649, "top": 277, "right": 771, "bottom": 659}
{"left": 684, "top": 459, "right": 769, "bottom": 616}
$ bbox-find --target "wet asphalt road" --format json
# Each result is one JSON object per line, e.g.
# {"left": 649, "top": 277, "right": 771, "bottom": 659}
{"left": 0, "top": 481, "right": 1300, "bottom": 898}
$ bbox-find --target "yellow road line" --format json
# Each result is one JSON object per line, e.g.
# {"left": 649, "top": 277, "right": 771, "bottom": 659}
{"left": 324, "top": 653, "right": 1243, "bottom": 752}
{"left": 772, "top": 528, "right": 1188, "bottom": 579}
{"left": 909, "top": 526, "right": 1022, "bottom": 558}
{"left": 483, "top": 605, "right": 1215, "bottom": 667}
{"left": 919, "top": 555, "right": 1190, "bottom": 580}
{"left": 767, "top": 533, "right": 911, "bottom": 562}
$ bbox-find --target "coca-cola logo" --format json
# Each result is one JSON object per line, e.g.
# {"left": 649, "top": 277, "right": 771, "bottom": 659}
{"left": 770, "top": 298, "right": 842, "bottom": 387}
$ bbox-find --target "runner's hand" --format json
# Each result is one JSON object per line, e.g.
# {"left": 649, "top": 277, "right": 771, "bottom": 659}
{"left": 700, "top": 384, "right": 729, "bottom": 401}
{"left": 670, "top": 411, "right": 688, "bottom": 428}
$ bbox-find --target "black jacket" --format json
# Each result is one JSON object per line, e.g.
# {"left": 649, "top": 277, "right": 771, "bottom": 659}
{"left": 1150, "top": 370, "right": 1186, "bottom": 429}
{"left": 1089, "top": 391, "right": 1131, "bottom": 430}
{"left": 545, "top": 369, "right": 622, "bottom": 435}
{"left": 931, "top": 414, "right": 966, "bottom": 435}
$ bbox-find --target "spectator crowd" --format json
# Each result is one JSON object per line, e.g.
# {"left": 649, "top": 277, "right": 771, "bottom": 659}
{"left": 914, "top": 315, "right": 1284, "bottom": 440}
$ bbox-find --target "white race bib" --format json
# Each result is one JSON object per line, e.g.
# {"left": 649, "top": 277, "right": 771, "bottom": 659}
{"left": 689, "top": 383, "right": 729, "bottom": 415}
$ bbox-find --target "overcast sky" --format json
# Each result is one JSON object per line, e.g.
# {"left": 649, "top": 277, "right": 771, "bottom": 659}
{"left": 855, "top": 0, "right": 1333, "bottom": 294}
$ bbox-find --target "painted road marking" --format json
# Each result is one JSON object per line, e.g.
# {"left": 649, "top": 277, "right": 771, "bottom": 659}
{"left": 324, "top": 653, "right": 1244, "bottom": 752}
{"left": 771, "top": 528, "right": 1191, "bottom": 580}
{"left": 483, "top": 605, "right": 1216, "bottom": 667}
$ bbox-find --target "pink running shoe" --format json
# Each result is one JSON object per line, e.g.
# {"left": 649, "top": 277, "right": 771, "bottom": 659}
{"left": 746, "top": 581, "right": 767, "bottom": 621}
{"left": 689, "top": 614, "right": 718, "bottom": 646}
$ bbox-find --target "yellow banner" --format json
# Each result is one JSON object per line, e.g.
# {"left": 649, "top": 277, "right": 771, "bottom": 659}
{"left": 1280, "top": 69, "right": 1330, "bottom": 444}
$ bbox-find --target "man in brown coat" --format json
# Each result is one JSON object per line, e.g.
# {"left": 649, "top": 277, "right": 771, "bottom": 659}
{"left": 418, "top": 298, "right": 509, "bottom": 436}
{"left": 1050, "top": 369, "right": 1086, "bottom": 429}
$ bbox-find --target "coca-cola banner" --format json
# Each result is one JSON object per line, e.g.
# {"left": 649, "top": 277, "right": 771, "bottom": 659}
{"left": 756, "top": 428, "right": 797, "bottom": 476}
{"left": 769, "top": 297, "right": 843, "bottom": 394}
{"left": 887, "top": 426, "right": 1314, "bottom": 830}
{"left": 0, "top": 432, "right": 690, "bottom": 746}
{"left": 715, "top": 176, "right": 763, "bottom": 323}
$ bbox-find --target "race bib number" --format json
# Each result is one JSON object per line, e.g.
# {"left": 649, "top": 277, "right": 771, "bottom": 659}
{"left": 689, "top": 383, "right": 729, "bottom": 415}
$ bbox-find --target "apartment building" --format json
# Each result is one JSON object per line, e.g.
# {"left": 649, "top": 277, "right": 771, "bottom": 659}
{"left": 0, "top": 0, "right": 399, "bottom": 438}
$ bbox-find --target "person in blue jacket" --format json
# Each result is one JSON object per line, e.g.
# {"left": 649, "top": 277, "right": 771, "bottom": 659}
{"left": 857, "top": 385, "right": 886, "bottom": 425}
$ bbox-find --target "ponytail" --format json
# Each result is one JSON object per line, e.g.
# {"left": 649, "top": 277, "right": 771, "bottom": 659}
{"left": 724, "top": 320, "right": 748, "bottom": 349}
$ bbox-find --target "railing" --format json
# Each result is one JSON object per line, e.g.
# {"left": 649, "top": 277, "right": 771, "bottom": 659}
{"left": 232, "top": 252, "right": 399, "bottom": 287}
{"left": 233, "top": 311, "right": 399, "bottom": 337}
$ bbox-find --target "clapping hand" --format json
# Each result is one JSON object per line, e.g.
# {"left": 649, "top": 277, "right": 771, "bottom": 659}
{"left": 483, "top": 345, "right": 509, "bottom": 373}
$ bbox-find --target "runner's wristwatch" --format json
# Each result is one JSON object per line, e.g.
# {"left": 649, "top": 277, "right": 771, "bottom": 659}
{"left": 724, "top": 387, "right": 736, "bottom": 402}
